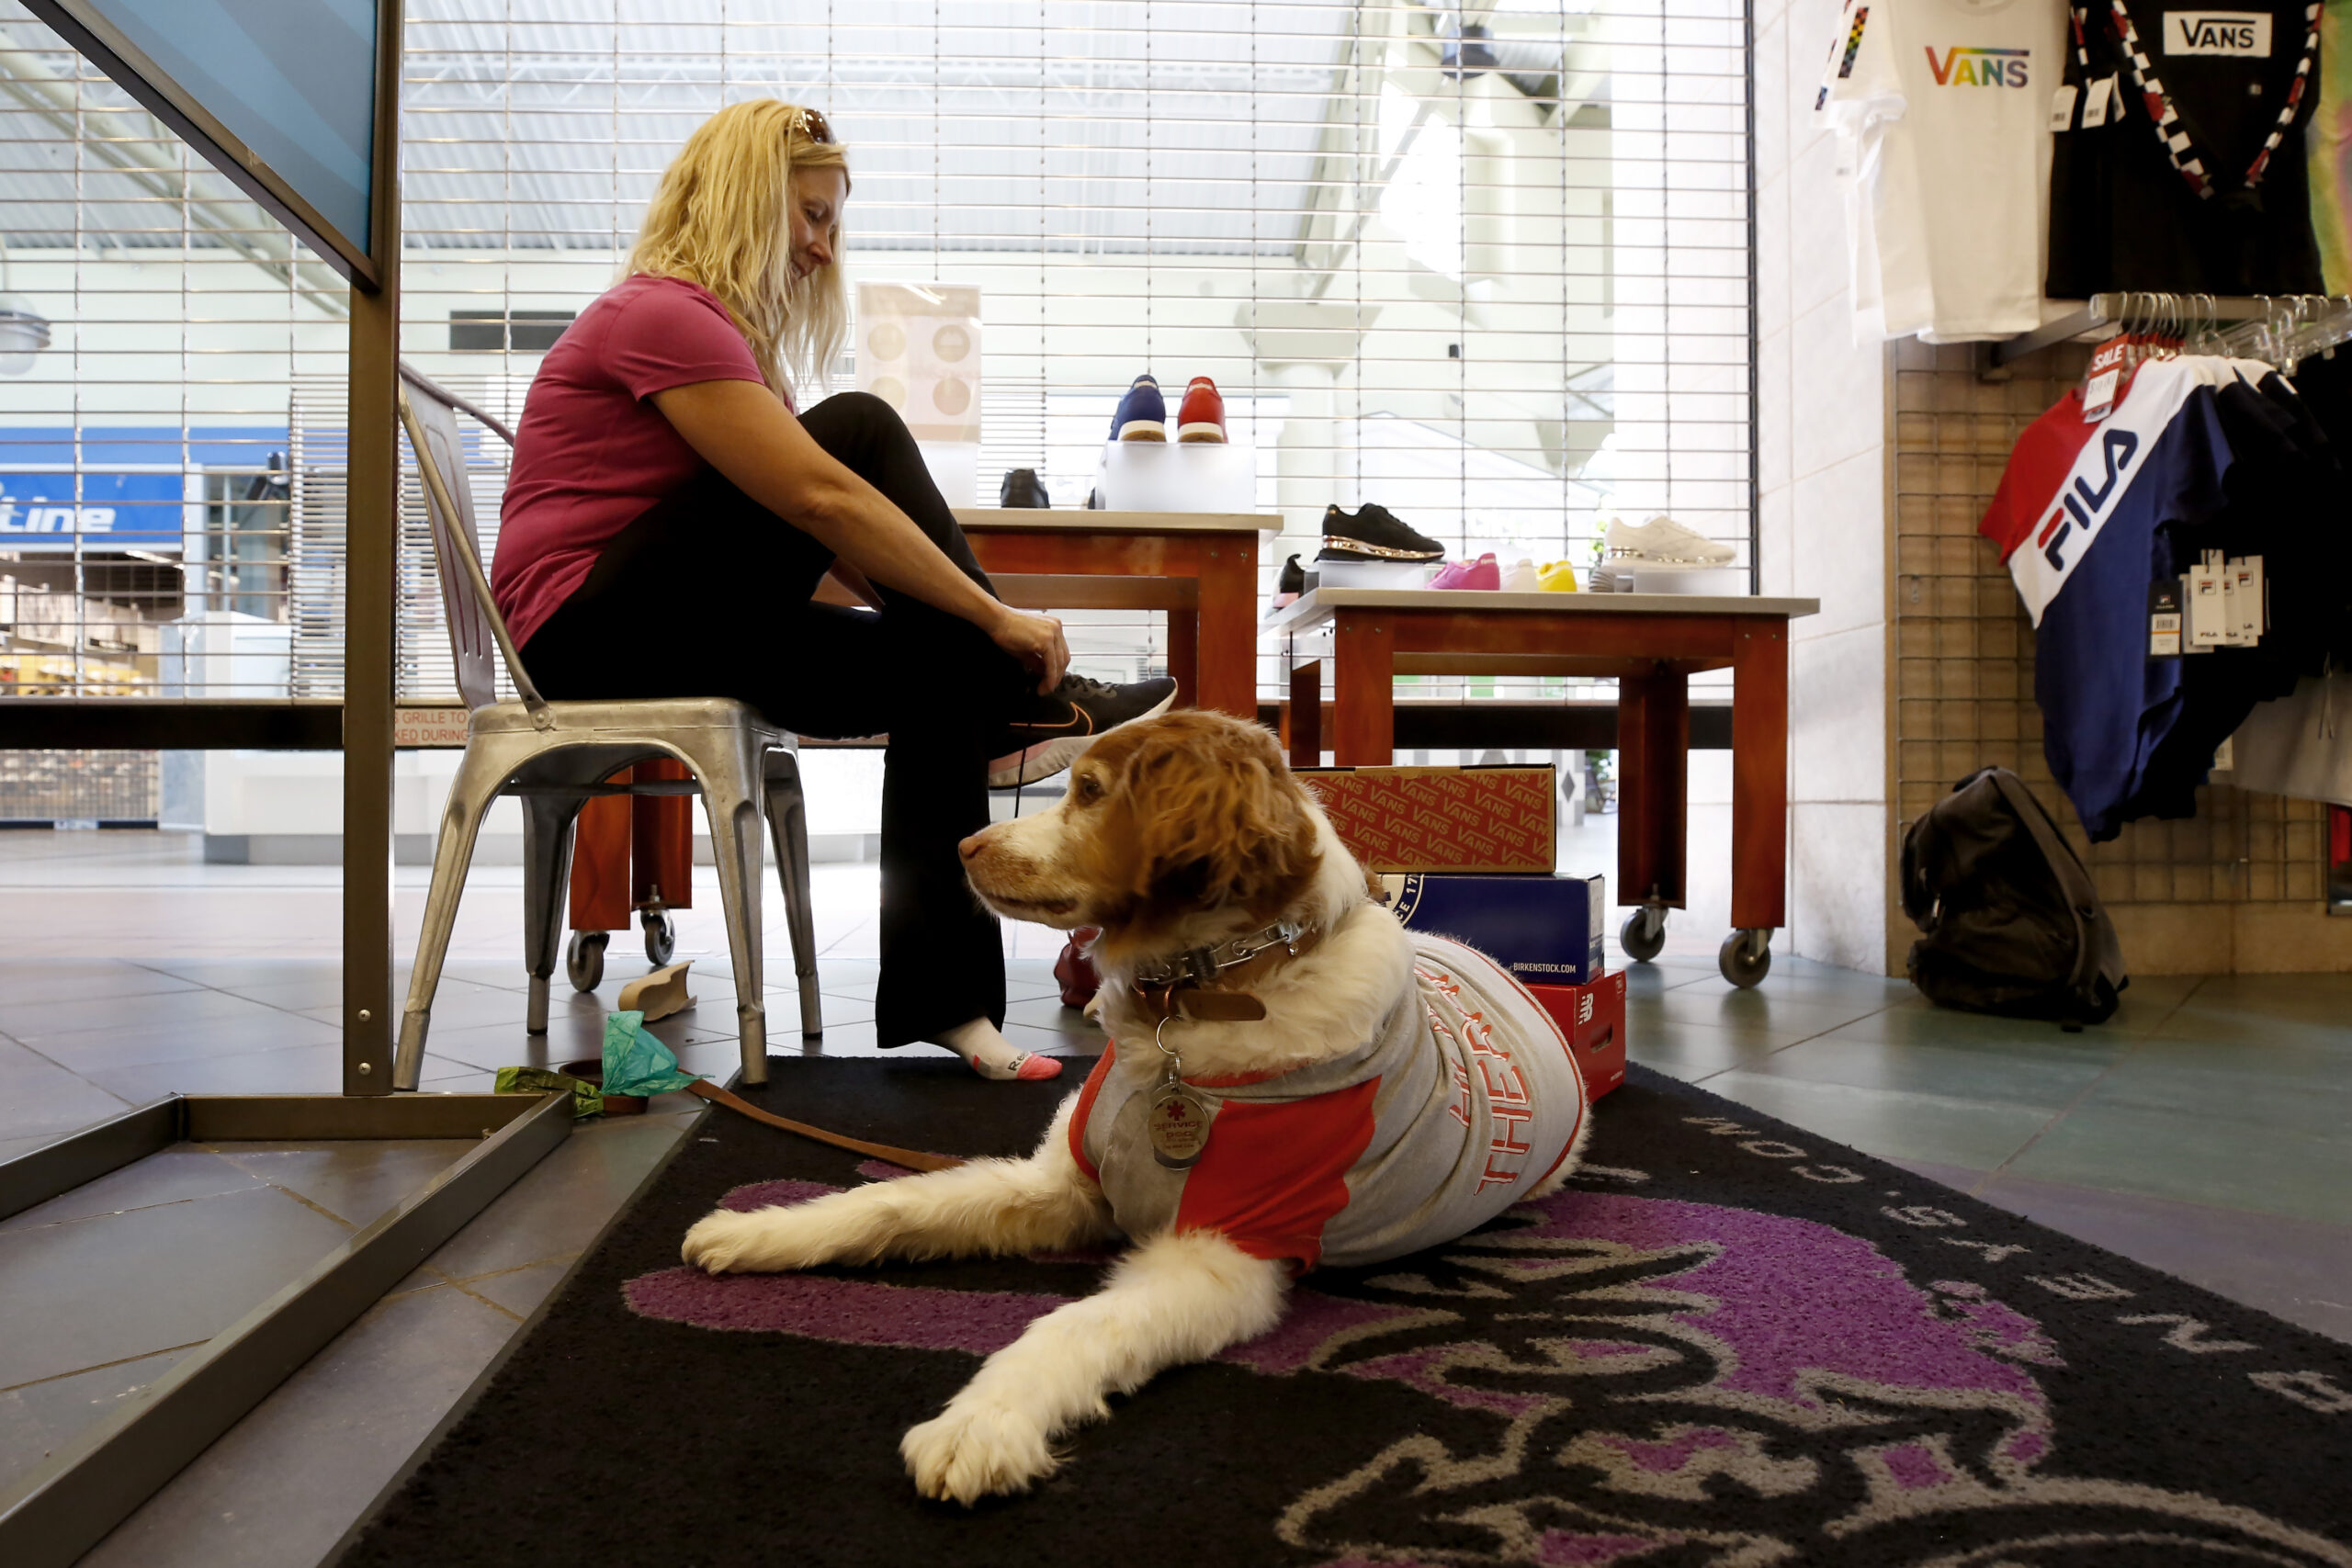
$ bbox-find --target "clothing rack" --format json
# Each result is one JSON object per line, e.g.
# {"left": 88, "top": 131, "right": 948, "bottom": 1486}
{"left": 1990, "top": 294, "right": 2272, "bottom": 367}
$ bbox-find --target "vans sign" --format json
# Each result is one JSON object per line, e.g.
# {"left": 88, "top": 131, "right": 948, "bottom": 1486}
{"left": 2164, "top": 11, "right": 2272, "bottom": 55}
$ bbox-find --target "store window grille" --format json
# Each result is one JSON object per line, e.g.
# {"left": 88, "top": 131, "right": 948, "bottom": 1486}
{"left": 0, "top": 0, "right": 1751, "bottom": 719}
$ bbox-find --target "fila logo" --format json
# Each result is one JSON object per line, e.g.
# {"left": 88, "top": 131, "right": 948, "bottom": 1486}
{"left": 1924, "top": 45, "right": 2030, "bottom": 86}
{"left": 2165, "top": 11, "right": 2271, "bottom": 54}
{"left": 2035, "top": 427, "right": 2141, "bottom": 572}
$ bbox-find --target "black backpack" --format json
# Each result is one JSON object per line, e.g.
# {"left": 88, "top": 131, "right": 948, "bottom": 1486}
{"left": 1900, "top": 767, "right": 2127, "bottom": 1026}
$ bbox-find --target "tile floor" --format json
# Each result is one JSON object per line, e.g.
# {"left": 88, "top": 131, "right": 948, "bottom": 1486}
{"left": 1, "top": 829, "right": 2346, "bottom": 1567}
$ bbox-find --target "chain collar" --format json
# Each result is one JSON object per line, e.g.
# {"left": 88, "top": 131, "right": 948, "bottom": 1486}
{"left": 1129, "top": 919, "right": 1306, "bottom": 989}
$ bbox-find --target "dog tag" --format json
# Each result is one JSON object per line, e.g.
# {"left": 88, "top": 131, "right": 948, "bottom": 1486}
{"left": 1176, "top": 990, "right": 1267, "bottom": 1022}
{"left": 1147, "top": 1080, "right": 1214, "bottom": 1169}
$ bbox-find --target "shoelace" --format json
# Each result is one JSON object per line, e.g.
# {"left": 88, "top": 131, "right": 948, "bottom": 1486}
{"left": 1057, "top": 673, "right": 1123, "bottom": 700}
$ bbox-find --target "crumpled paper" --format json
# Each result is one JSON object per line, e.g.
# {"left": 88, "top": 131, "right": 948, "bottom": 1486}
{"left": 492, "top": 1066, "right": 603, "bottom": 1119}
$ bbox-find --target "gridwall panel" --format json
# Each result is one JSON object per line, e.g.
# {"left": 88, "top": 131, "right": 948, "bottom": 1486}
{"left": 1890, "top": 337, "right": 2330, "bottom": 914}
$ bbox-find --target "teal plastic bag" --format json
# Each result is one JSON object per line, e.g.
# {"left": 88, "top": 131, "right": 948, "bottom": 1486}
{"left": 602, "top": 1010, "right": 704, "bottom": 1099}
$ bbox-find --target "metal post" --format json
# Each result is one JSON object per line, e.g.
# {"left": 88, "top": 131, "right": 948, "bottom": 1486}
{"left": 342, "top": 0, "right": 404, "bottom": 1096}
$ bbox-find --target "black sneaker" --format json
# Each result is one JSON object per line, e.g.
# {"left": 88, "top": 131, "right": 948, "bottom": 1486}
{"left": 999, "top": 468, "right": 1050, "bottom": 508}
{"left": 1316, "top": 502, "right": 1444, "bottom": 564}
{"left": 1272, "top": 553, "right": 1309, "bottom": 609}
{"left": 989, "top": 672, "right": 1179, "bottom": 788}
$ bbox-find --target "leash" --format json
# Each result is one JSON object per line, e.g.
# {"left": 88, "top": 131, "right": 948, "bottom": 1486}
{"left": 683, "top": 1080, "right": 967, "bottom": 1172}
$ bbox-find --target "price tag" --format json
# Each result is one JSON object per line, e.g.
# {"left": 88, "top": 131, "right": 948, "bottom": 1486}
{"left": 2082, "top": 337, "right": 2130, "bottom": 422}
{"left": 2049, "top": 83, "right": 2080, "bottom": 130}
{"left": 2147, "top": 580, "right": 2183, "bottom": 659}
{"left": 2083, "top": 74, "right": 2118, "bottom": 127}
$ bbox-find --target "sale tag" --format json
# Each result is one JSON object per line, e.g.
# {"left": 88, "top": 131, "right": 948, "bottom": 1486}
{"left": 2050, "top": 83, "right": 2080, "bottom": 130}
{"left": 2083, "top": 336, "right": 2130, "bottom": 422}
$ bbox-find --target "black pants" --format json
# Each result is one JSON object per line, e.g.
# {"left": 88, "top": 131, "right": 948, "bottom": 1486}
{"left": 520, "top": 390, "right": 1033, "bottom": 1047}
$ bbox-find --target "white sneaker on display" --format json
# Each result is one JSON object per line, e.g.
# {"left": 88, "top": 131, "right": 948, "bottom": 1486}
{"left": 1502, "top": 558, "right": 1539, "bottom": 593}
{"left": 1602, "top": 513, "right": 1736, "bottom": 568}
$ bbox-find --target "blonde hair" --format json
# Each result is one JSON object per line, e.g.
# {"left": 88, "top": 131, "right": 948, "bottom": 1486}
{"left": 626, "top": 99, "right": 849, "bottom": 403}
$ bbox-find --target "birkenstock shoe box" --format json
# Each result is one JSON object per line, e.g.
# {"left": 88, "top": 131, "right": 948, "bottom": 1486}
{"left": 1526, "top": 970, "right": 1627, "bottom": 1100}
{"left": 1378, "top": 871, "right": 1606, "bottom": 987}
{"left": 1301, "top": 763, "right": 1555, "bottom": 874}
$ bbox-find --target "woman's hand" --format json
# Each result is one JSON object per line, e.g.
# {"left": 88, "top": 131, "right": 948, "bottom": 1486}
{"left": 988, "top": 606, "right": 1069, "bottom": 694}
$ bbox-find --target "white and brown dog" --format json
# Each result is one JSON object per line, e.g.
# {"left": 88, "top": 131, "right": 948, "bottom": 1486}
{"left": 681, "top": 710, "right": 1589, "bottom": 1503}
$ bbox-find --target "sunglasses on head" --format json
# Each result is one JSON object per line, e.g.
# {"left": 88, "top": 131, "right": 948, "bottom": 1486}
{"left": 794, "top": 106, "right": 833, "bottom": 144}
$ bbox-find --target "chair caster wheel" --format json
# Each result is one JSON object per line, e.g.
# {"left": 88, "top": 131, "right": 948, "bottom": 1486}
{"left": 1620, "top": 907, "right": 1667, "bottom": 964}
{"left": 642, "top": 908, "right": 676, "bottom": 966}
{"left": 567, "top": 930, "right": 607, "bottom": 992}
{"left": 1720, "top": 929, "right": 1771, "bottom": 988}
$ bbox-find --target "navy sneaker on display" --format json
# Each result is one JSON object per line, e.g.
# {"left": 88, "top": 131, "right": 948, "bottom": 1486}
{"left": 999, "top": 468, "right": 1050, "bottom": 508}
{"left": 988, "top": 671, "right": 1179, "bottom": 788}
{"left": 1109, "top": 375, "right": 1167, "bottom": 442}
{"left": 1316, "top": 502, "right": 1444, "bottom": 564}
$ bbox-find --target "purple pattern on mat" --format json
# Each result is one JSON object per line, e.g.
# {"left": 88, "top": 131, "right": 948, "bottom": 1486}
{"left": 1518, "top": 1193, "right": 2046, "bottom": 1416}
{"left": 856, "top": 1159, "right": 918, "bottom": 1181}
{"left": 1220, "top": 1290, "right": 1422, "bottom": 1374}
{"left": 1609, "top": 1426, "right": 1738, "bottom": 1474}
{"left": 1538, "top": 1532, "right": 1676, "bottom": 1565}
{"left": 626, "top": 1269, "right": 1071, "bottom": 1351}
{"left": 1883, "top": 1439, "right": 1956, "bottom": 1491}
{"left": 718, "top": 1179, "right": 838, "bottom": 1213}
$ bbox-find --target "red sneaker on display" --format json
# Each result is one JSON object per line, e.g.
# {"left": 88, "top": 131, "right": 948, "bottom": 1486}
{"left": 1176, "top": 377, "right": 1227, "bottom": 443}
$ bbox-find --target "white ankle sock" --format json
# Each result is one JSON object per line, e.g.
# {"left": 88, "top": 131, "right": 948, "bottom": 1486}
{"left": 933, "top": 1017, "right": 1063, "bottom": 1081}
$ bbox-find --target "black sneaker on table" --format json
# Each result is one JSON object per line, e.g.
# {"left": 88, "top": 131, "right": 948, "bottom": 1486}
{"left": 989, "top": 672, "right": 1179, "bottom": 788}
{"left": 1317, "top": 502, "right": 1444, "bottom": 563}
{"left": 999, "top": 468, "right": 1050, "bottom": 508}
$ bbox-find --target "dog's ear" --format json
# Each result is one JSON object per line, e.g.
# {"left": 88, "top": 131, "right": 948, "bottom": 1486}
{"left": 1121, "top": 714, "right": 1320, "bottom": 920}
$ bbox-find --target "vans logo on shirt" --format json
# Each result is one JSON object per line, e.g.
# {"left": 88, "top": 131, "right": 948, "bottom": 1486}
{"left": 1924, "top": 46, "right": 2031, "bottom": 86}
{"left": 2164, "top": 12, "right": 2272, "bottom": 55}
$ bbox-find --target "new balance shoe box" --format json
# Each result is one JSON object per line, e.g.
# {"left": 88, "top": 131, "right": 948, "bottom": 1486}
{"left": 1379, "top": 871, "right": 1606, "bottom": 987}
{"left": 1301, "top": 764, "right": 1554, "bottom": 874}
{"left": 1527, "top": 971, "right": 1626, "bottom": 1100}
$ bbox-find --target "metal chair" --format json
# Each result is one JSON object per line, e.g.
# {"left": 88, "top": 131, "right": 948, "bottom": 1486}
{"left": 390, "top": 363, "right": 819, "bottom": 1091}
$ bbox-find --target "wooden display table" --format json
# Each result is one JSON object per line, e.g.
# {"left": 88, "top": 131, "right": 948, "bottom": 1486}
{"left": 1268, "top": 587, "right": 1820, "bottom": 986}
{"left": 956, "top": 509, "right": 1279, "bottom": 718}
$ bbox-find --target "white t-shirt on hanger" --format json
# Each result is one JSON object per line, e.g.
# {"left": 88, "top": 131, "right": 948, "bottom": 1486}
{"left": 1816, "top": 0, "right": 2064, "bottom": 343}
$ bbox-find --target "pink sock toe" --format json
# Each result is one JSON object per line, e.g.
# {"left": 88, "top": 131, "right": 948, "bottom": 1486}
{"left": 1013, "top": 1053, "right": 1065, "bottom": 1081}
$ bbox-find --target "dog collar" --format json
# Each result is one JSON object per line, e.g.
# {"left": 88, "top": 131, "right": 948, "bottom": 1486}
{"left": 1129, "top": 919, "right": 1306, "bottom": 989}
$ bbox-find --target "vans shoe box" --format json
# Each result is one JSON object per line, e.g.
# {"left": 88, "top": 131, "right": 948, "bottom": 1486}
{"left": 1300, "top": 764, "right": 1554, "bottom": 874}
{"left": 1380, "top": 871, "right": 1606, "bottom": 987}
{"left": 1526, "top": 970, "right": 1627, "bottom": 1100}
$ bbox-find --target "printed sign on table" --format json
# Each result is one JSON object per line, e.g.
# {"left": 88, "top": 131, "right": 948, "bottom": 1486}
{"left": 854, "top": 282, "right": 981, "bottom": 444}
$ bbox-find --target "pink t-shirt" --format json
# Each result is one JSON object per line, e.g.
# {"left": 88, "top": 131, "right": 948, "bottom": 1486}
{"left": 493, "top": 275, "right": 789, "bottom": 648}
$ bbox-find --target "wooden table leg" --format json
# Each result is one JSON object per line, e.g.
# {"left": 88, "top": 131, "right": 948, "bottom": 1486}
{"left": 569, "top": 770, "right": 633, "bottom": 932}
{"left": 1194, "top": 540, "right": 1258, "bottom": 717}
{"left": 1167, "top": 609, "right": 1199, "bottom": 710}
{"left": 1333, "top": 613, "right": 1396, "bottom": 765}
{"left": 631, "top": 757, "right": 694, "bottom": 911}
{"left": 1729, "top": 621, "right": 1790, "bottom": 931}
{"left": 1288, "top": 659, "right": 1322, "bottom": 769}
{"left": 1616, "top": 668, "right": 1689, "bottom": 910}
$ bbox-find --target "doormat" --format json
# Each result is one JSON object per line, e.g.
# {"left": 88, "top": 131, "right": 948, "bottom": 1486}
{"left": 340, "top": 1059, "right": 2352, "bottom": 1567}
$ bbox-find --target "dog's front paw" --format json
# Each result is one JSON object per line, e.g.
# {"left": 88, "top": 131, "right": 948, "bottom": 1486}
{"left": 682, "top": 1208, "right": 795, "bottom": 1273}
{"left": 901, "top": 1399, "right": 1057, "bottom": 1505}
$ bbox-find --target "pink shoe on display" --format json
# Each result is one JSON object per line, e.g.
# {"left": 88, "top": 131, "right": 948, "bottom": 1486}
{"left": 1429, "top": 553, "right": 1499, "bottom": 591}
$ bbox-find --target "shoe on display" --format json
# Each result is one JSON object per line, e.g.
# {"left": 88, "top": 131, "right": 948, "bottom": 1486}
{"left": 1110, "top": 374, "right": 1167, "bottom": 442}
{"left": 1603, "top": 513, "right": 1736, "bottom": 567}
{"left": 1272, "top": 552, "right": 1313, "bottom": 609}
{"left": 1317, "top": 502, "right": 1444, "bottom": 564}
{"left": 1175, "top": 377, "right": 1227, "bottom": 443}
{"left": 1536, "top": 559, "right": 1582, "bottom": 592}
{"left": 1501, "top": 558, "right": 1539, "bottom": 593}
{"left": 988, "top": 671, "right": 1179, "bottom": 789}
{"left": 1430, "top": 553, "right": 1500, "bottom": 591}
{"left": 999, "top": 468, "right": 1050, "bottom": 508}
